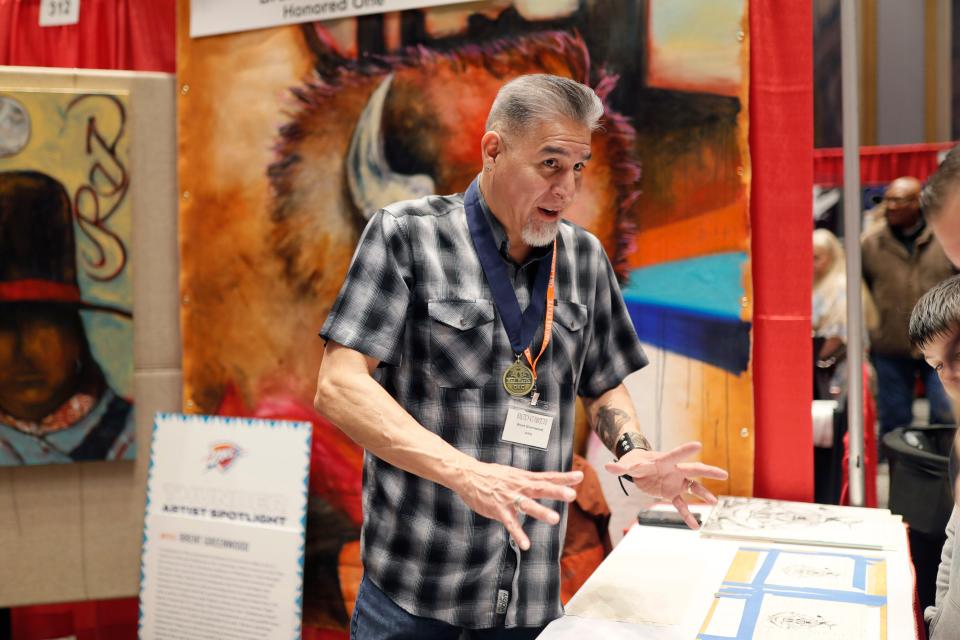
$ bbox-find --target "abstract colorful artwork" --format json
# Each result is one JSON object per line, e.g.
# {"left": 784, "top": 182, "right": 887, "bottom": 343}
{"left": 178, "top": 0, "right": 751, "bottom": 633}
{"left": 0, "top": 88, "right": 135, "bottom": 465}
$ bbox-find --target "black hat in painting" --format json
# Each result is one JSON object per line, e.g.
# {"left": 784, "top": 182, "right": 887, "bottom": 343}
{"left": 0, "top": 170, "right": 130, "bottom": 316}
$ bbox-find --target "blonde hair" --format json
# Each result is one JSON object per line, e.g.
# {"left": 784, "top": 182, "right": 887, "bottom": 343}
{"left": 812, "top": 229, "right": 879, "bottom": 332}
{"left": 813, "top": 228, "right": 845, "bottom": 285}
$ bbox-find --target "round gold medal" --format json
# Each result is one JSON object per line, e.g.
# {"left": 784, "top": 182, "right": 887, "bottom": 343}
{"left": 502, "top": 360, "right": 535, "bottom": 397}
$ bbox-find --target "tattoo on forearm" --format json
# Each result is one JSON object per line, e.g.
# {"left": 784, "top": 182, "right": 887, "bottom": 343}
{"left": 597, "top": 405, "right": 631, "bottom": 451}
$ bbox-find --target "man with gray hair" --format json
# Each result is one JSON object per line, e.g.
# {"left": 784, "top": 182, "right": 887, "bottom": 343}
{"left": 314, "top": 74, "right": 727, "bottom": 638}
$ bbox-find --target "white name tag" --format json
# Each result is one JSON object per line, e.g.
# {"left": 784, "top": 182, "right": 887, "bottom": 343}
{"left": 501, "top": 405, "right": 554, "bottom": 450}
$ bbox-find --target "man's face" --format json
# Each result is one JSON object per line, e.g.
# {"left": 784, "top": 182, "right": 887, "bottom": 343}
{"left": 0, "top": 305, "right": 83, "bottom": 421}
{"left": 882, "top": 179, "right": 922, "bottom": 229}
{"left": 921, "top": 327, "right": 960, "bottom": 401}
{"left": 929, "top": 187, "right": 960, "bottom": 267}
{"left": 485, "top": 116, "right": 592, "bottom": 248}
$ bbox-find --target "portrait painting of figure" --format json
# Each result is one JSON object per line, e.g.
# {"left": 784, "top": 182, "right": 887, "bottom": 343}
{"left": 0, "top": 90, "right": 134, "bottom": 466}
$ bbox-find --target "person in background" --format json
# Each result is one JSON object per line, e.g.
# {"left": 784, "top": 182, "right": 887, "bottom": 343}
{"left": 909, "top": 275, "right": 960, "bottom": 639}
{"left": 812, "top": 228, "right": 878, "bottom": 400}
{"left": 861, "top": 176, "right": 955, "bottom": 442}
{"left": 811, "top": 229, "right": 879, "bottom": 506}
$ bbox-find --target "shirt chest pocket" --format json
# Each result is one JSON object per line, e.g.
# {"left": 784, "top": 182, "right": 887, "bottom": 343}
{"left": 551, "top": 300, "right": 588, "bottom": 383}
{"left": 428, "top": 300, "right": 495, "bottom": 388}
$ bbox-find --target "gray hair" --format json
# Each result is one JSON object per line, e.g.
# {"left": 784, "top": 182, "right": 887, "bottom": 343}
{"left": 909, "top": 274, "right": 960, "bottom": 349}
{"left": 485, "top": 74, "right": 604, "bottom": 138}
{"left": 921, "top": 144, "right": 960, "bottom": 219}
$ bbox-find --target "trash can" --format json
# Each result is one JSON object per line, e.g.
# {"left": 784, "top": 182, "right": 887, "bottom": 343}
{"left": 882, "top": 424, "right": 957, "bottom": 612}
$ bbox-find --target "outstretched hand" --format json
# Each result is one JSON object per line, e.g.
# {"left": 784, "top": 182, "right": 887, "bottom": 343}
{"left": 455, "top": 461, "right": 584, "bottom": 551}
{"left": 605, "top": 441, "right": 728, "bottom": 530}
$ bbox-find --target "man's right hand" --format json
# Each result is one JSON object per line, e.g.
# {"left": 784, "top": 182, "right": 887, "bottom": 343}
{"left": 453, "top": 461, "right": 584, "bottom": 551}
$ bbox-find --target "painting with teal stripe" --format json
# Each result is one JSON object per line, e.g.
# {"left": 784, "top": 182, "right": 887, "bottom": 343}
{"left": 624, "top": 252, "right": 751, "bottom": 374}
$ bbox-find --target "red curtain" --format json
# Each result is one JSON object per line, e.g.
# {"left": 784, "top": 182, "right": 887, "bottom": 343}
{"left": 0, "top": 0, "right": 174, "bottom": 72}
{"left": 750, "top": 0, "right": 815, "bottom": 500}
{"left": 11, "top": 598, "right": 138, "bottom": 639}
{"left": 814, "top": 142, "right": 957, "bottom": 186}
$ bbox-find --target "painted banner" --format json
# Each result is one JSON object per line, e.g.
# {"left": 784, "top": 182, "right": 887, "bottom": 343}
{"left": 139, "top": 413, "right": 311, "bottom": 640}
{"left": 0, "top": 88, "right": 134, "bottom": 466}
{"left": 178, "top": 0, "right": 751, "bottom": 634}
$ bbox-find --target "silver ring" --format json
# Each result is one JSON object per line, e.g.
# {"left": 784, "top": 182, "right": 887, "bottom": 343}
{"left": 513, "top": 495, "right": 525, "bottom": 512}
{"left": 685, "top": 480, "right": 695, "bottom": 496}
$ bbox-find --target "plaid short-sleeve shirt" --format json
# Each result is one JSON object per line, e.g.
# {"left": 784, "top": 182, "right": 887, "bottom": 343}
{"left": 320, "top": 188, "right": 648, "bottom": 628}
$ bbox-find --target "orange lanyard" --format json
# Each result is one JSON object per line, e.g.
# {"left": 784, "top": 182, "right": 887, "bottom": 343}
{"left": 522, "top": 238, "right": 556, "bottom": 382}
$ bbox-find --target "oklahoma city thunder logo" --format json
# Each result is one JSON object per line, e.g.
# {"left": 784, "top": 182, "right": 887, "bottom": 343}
{"left": 206, "top": 442, "right": 243, "bottom": 472}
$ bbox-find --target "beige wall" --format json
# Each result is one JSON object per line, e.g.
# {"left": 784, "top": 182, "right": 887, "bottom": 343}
{"left": 0, "top": 68, "right": 179, "bottom": 606}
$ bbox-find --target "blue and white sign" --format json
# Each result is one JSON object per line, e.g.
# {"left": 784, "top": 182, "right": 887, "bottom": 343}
{"left": 190, "top": 0, "right": 475, "bottom": 38}
{"left": 139, "top": 413, "right": 312, "bottom": 640}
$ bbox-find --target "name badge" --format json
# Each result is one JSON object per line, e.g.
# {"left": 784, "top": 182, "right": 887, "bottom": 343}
{"left": 501, "top": 398, "right": 555, "bottom": 450}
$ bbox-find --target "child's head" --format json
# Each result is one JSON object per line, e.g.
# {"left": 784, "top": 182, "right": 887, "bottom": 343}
{"left": 910, "top": 274, "right": 960, "bottom": 401}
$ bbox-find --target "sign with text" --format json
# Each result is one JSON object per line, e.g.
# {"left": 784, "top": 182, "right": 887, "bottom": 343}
{"left": 190, "top": 0, "right": 474, "bottom": 37}
{"left": 139, "top": 413, "right": 312, "bottom": 640}
{"left": 39, "top": 0, "right": 80, "bottom": 26}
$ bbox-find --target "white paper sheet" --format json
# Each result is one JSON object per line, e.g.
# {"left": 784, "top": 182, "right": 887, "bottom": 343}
{"left": 700, "top": 546, "right": 888, "bottom": 639}
{"left": 700, "top": 496, "right": 903, "bottom": 550}
{"left": 540, "top": 518, "right": 917, "bottom": 640}
{"left": 564, "top": 524, "right": 735, "bottom": 628}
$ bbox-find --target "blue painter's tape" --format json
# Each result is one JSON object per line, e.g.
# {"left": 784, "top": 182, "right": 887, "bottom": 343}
{"left": 700, "top": 548, "right": 888, "bottom": 639}
{"left": 751, "top": 549, "right": 778, "bottom": 586}
{"left": 853, "top": 556, "right": 867, "bottom": 590}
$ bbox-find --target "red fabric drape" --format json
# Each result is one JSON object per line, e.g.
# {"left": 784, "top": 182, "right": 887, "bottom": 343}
{"left": 750, "top": 0, "right": 815, "bottom": 500}
{"left": 11, "top": 598, "right": 138, "bottom": 639}
{"left": 814, "top": 142, "right": 957, "bottom": 186}
{"left": 0, "top": 0, "right": 174, "bottom": 72}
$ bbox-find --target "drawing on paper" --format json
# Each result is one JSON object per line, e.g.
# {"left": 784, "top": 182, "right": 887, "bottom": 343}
{"left": 781, "top": 564, "right": 841, "bottom": 579}
{"left": 707, "top": 496, "right": 863, "bottom": 531}
{"left": 0, "top": 89, "right": 134, "bottom": 467}
{"left": 698, "top": 547, "right": 887, "bottom": 639}
{"left": 767, "top": 611, "right": 836, "bottom": 630}
{"left": 700, "top": 496, "right": 898, "bottom": 549}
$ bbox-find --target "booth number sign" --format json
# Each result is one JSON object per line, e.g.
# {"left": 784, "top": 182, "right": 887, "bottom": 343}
{"left": 40, "top": 0, "right": 80, "bottom": 26}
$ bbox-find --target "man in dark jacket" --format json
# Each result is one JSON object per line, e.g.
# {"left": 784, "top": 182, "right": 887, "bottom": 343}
{"left": 861, "top": 176, "right": 955, "bottom": 440}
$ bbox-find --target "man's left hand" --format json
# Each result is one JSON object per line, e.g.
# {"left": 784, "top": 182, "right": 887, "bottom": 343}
{"left": 604, "top": 441, "right": 728, "bottom": 530}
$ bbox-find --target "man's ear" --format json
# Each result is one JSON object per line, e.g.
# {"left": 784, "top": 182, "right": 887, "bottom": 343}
{"left": 481, "top": 131, "right": 504, "bottom": 168}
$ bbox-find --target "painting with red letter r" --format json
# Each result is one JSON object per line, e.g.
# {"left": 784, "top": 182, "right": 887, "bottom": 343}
{"left": 0, "top": 89, "right": 135, "bottom": 466}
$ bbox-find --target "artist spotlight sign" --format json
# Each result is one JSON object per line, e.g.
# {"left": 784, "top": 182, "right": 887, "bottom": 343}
{"left": 139, "top": 413, "right": 312, "bottom": 639}
{"left": 190, "top": 0, "right": 475, "bottom": 37}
